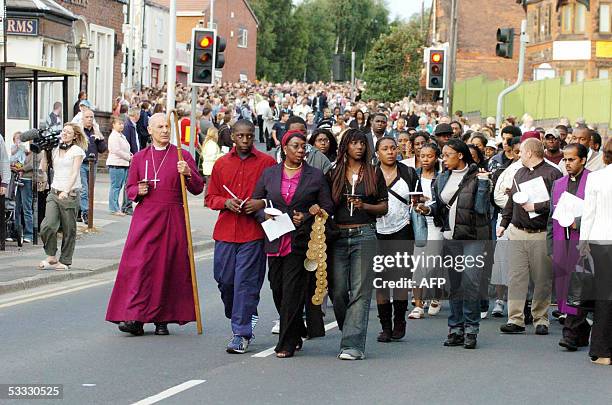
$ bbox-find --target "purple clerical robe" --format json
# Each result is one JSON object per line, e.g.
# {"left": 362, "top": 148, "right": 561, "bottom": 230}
{"left": 106, "top": 144, "right": 204, "bottom": 324}
{"left": 551, "top": 170, "right": 590, "bottom": 316}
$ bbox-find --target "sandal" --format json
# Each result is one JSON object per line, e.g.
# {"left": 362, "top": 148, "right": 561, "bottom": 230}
{"left": 54, "top": 262, "right": 70, "bottom": 271}
{"left": 276, "top": 350, "right": 294, "bottom": 358}
{"left": 408, "top": 307, "right": 425, "bottom": 319}
{"left": 38, "top": 260, "right": 57, "bottom": 270}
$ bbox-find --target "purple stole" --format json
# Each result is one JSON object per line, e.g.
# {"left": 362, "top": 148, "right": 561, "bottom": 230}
{"left": 551, "top": 169, "right": 590, "bottom": 315}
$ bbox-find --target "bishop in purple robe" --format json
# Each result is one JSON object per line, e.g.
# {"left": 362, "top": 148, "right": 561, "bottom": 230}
{"left": 548, "top": 143, "right": 591, "bottom": 351}
{"left": 106, "top": 113, "right": 204, "bottom": 336}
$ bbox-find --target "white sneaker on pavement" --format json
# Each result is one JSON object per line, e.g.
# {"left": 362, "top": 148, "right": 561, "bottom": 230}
{"left": 408, "top": 307, "right": 424, "bottom": 319}
{"left": 492, "top": 300, "right": 504, "bottom": 317}
{"left": 427, "top": 300, "right": 441, "bottom": 316}
{"left": 481, "top": 311, "right": 488, "bottom": 319}
{"left": 271, "top": 320, "right": 280, "bottom": 334}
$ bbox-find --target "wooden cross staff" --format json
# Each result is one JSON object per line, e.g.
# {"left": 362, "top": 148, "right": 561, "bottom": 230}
{"left": 169, "top": 110, "right": 203, "bottom": 335}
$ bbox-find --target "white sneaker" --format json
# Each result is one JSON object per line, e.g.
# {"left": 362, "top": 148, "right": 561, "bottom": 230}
{"left": 408, "top": 307, "right": 424, "bottom": 319}
{"left": 23, "top": 238, "right": 32, "bottom": 243}
{"left": 271, "top": 320, "right": 280, "bottom": 334}
{"left": 481, "top": 311, "right": 488, "bottom": 319}
{"left": 427, "top": 300, "right": 441, "bottom": 316}
{"left": 492, "top": 300, "right": 504, "bottom": 317}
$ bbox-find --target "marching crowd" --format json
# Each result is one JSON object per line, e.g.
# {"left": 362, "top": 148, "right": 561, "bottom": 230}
{"left": 3, "top": 80, "right": 611, "bottom": 366}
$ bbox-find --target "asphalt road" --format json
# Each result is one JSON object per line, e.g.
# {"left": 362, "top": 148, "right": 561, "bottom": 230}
{"left": 1, "top": 252, "right": 611, "bottom": 405}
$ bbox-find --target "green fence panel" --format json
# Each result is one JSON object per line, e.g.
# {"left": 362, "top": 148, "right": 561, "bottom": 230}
{"left": 523, "top": 81, "right": 542, "bottom": 120}
{"left": 465, "top": 76, "right": 484, "bottom": 113}
{"left": 559, "top": 82, "right": 584, "bottom": 123}
{"left": 485, "top": 80, "right": 506, "bottom": 118}
{"left": 452, "top": 80, "right": 467, "bottom": 114}
{"left": 582, "top": 79, "right": 610, "bottom": 124}
{"left": 503, "top": 84, "right": 525, "bottom": 118}
{"left": 543, "top": 78, "right": 561, "bottom": 120}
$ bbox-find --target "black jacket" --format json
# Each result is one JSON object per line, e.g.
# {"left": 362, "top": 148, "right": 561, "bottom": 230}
{"left": 429, "top": 164, "right": 491, "bottom": 240}
{"left": 252, "top": 163, "right": 334, "bottom": 254}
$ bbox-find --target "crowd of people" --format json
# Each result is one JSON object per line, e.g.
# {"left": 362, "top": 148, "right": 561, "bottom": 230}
{"left": 2, "top": 79, "right": 611, "bottom": 366}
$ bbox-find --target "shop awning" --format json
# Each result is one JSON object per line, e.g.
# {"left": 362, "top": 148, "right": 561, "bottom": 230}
{"left": 0, "top": 62, "right": 79, "bottom": 80}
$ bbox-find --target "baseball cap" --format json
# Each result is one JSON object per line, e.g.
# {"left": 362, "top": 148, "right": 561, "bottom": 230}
{"left": 544, "top": 128, "right": 560, "bottom": 139}
{"left": 520, "top": 130, "right": 541, "bottom": 143}
{"left": 79, "top": 99, "right": 94, "bottom": 109}
{"left": 485, "top": 140, "right": 498, "bottom": 149}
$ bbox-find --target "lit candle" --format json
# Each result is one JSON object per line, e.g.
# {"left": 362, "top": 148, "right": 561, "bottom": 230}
{"left": 350, "top": 173, "right": 358, "bottom": 216}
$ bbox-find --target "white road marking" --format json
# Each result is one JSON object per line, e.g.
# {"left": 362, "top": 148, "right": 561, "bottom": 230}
{"left": 0, "top": 252, "right": 214, "bottom": 308}
{"left": 251, "top": 321, "right": 339, "bottom": 358}
{"left": 131, "top": 380, "right": 206, "bottom": 405}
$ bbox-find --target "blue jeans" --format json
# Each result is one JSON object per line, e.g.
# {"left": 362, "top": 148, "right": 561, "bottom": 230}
{"left": 79, "top": 162, "right": 97, "bottom": 214}
{"left": 15, "top": 178, "right": 33, "bottom": 239}
{"left": 108, "top": 167, "right": 128, "bottom": 213}
{"left": 330, "top": 224, "right": 377, "bottom": 354}
{"left": 445, "top": 241, "right": 483, "bottom": 335}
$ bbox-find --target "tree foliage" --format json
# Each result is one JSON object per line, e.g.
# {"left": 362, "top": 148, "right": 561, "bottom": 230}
{"left": 249, "top": 0, "right": 390, "bottom": 82}
{"left": 362, "top": 17, "right": 425, "bottom": 102}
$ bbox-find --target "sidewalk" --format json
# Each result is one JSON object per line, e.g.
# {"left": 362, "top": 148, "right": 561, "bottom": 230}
{"left": 0, "top": 173, "right": 219, "bottom": 295}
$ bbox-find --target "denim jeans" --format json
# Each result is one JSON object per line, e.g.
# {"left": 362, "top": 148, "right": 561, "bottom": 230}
{"left": 330, "top": 224, "right": 376, "bottom": 354}
{"left": 108, "top": 166, "right": 128, "bottom": 213}
{"left": 15, "top": 178, "right": 33, "bottom": 239}
{"left": 444, "top": 241, "right": 483, "bottom": 335}
{"left": 79, "top": 162, "right": 97, "bottom": 214}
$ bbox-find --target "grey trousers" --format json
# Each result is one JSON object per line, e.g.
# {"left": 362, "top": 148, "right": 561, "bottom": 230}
{"left": 40, "top": 192, "right": 78, "bottom": 265}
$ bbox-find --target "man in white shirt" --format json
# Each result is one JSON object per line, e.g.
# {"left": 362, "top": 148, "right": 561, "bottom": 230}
{"left": 294, "top": 98, "right": 312, "bottom": 120}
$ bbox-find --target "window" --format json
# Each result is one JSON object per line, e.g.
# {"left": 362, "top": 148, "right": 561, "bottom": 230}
{"left": 542, "top": 4, "right": 551, "bottom": 40}
{"left": 561, "top": 5, "right": 573, "bottom": 33}
{"left": 563, "top": 69, "right": 573, "bottom": 84}
{"left": 575, "top": 3, "right": 586, "bottom": 33}
{"left": 576, "top": 69, "right": 585, "bottom": 82}
{"left": 529, "top": 8, "right": 538, "bottom": 41}
{"left": 601, "top": 4, "right": 611, "bottom": 33}
{"left": 88, "top": 24, "right": 114, "bottom": 112}
{"left": 599, "top": 69, "right": 609, "bottom": 78}
{"left": 238, "top": 28, "right": 248, "bottom": 48}
{"left": 7, "top": 81, "right": 30, "bottom": 120}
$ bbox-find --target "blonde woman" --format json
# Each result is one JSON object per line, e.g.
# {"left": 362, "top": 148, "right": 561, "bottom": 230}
{"left": 201, "top": 127, "right": 222, "bottom": 204}
{"left": 39, "top": 123, "right": 88, "bottom": 270}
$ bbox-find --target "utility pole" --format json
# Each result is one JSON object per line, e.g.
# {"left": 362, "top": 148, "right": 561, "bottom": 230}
{"left": 351, "top": 51, "right": 355, "bottom": 101}
{"left": 126, "top": 0, "right": 134, "bottom": 90}
{"left": 421, "top": 0, "right": 424, "bottom": 36}
{"left": 443, "top": 0, "right": 458, "bottom": 115}
{"left": 166, "top": 0, "right": 177, "bottom": 116}
{"left": 496, "top": 19, "right": 527, "bottom": 138}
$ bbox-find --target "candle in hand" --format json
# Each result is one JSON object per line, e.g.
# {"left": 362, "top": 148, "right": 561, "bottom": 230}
{"left": 144, "top": 160, "right": 148, "bottom": 181}
{"left": 350, "top": 174, "right": 358, "bottom": 216}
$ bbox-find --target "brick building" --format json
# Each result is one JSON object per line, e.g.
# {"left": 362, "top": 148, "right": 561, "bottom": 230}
{"left": 154, "top": 0, "right": 258, "bottom": 83}
{"left": 430, "top": 0, "right": 524, "bottom": 82}
{"left": 58, "top": 0, "right": 126, "bottom": 115}
{"left": 525, "top": 0, "right": 612, "bottom": 83}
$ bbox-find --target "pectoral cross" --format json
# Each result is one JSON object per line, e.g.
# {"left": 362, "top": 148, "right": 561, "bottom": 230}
{"left": 150, "top": 176, "right": 160, "bottom": 189}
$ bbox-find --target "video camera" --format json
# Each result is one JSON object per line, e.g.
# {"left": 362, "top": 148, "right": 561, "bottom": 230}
{"left": 20, "top": 127, "right": 62, "bottom": 154}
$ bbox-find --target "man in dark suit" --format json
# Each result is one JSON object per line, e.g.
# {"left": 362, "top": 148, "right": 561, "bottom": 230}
{"left": 123, "top": 108, "right": 141, "bottom": 155}
{"left": 136, "top": 101, "right": 151, "bottom": 149}
{"left": 365, "top": 112, "right": 388, "bottom": 163}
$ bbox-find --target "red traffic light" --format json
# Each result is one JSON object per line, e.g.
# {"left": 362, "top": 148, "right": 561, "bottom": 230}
{"left": 199, "top": 36, "right": 213, "bottom": 48}
{"left": 431, "top": 52, "right": 443, "bottom": 63}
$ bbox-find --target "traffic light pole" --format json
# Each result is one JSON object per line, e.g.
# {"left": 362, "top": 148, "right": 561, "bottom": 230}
{"left": 495, "top": 19, "right": 527, "bottom": 136}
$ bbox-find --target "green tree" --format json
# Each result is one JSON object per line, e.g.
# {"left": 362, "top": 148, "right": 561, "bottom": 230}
{"left": 362, "top": 19, "right": 424, "bottom": 102}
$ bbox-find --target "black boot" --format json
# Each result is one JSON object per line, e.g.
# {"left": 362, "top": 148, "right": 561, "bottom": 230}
{"left": 392, "top": 300, "right": 408, "bottom": 340}
{"left": 154, "top": 322, "right": 169, "bottom": 335}
{"left": 118, "top": 321, "right": 144, "bottom": 336}
{"left": 377, "top": 303, "right": 393, "bottom": 342}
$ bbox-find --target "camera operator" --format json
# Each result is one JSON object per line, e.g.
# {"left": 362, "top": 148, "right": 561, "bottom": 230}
{"left": 38, "top": 123, "right": 88, "bottom": 270}
{"left": 78, "top": 108, "right": 107, "bottom": 223}
{"left": 0, "top": 134, "right": 9, "bottom": 196}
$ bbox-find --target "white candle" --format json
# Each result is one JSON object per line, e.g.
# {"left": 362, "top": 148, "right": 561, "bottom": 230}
{"left": 350, "top": 174, "right": 358, "bottom": 216}
{"left": 144, "top": 160, "right": 148, "bottom": 180}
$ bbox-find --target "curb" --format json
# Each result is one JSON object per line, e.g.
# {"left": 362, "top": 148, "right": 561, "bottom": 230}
{"left": 0, "top": 240, "right": 215, "bottom": 296}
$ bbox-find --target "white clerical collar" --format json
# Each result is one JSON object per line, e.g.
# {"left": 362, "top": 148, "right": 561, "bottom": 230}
{"left": 153, "top": 144, "right": 168, "bottom": 151}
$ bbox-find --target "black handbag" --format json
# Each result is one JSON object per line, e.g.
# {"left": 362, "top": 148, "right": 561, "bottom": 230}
{"left": 567, "top": 255, "right": 595, "bottom": 312}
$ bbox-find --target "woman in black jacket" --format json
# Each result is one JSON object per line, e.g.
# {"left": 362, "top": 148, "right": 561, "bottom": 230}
{"left": 416, "top": 139, "right": 491, "bottom": 349}
{"left": 252, "top": 129, "right": 333, "bottom": 358}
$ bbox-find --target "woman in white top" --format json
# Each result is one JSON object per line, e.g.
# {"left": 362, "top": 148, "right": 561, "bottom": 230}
{"left": 201, "top": 127, "right": 222, "bottom": 205}
{"left": 38, "top": 123, "right": 87, "bottom": 270}
{"left": 107, "top": 117, "right": 132, "bottom": 216}
{"left": 579, "top": 138, "right": 612, "bottom": 366}
{"left": 374, "top": 137, "right": 419, "bottom": 342}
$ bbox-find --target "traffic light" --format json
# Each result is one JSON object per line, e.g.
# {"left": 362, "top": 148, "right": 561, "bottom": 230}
{"left": 215, "top": 36, "right": 226, "bottom": 69}
{"left": 496, "top": 28, "right": 515, "bottom": 59}
{"left": 426, "top": 48, "right": 446, "bottom": 91}
{"left": 190, "top": 28, "right": 216, "bottom": 85}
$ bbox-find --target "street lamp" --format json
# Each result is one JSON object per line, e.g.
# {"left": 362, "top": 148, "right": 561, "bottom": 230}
{"left": 75, "top": 35, "right": 92, "bottom": 61}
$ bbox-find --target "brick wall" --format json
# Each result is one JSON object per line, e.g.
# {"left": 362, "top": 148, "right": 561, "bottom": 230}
{"left": 435, "top": 0, "right": 524, "bottom": 82}
{"left": 59, "top": 0, "right": 125, "bottom": 113}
